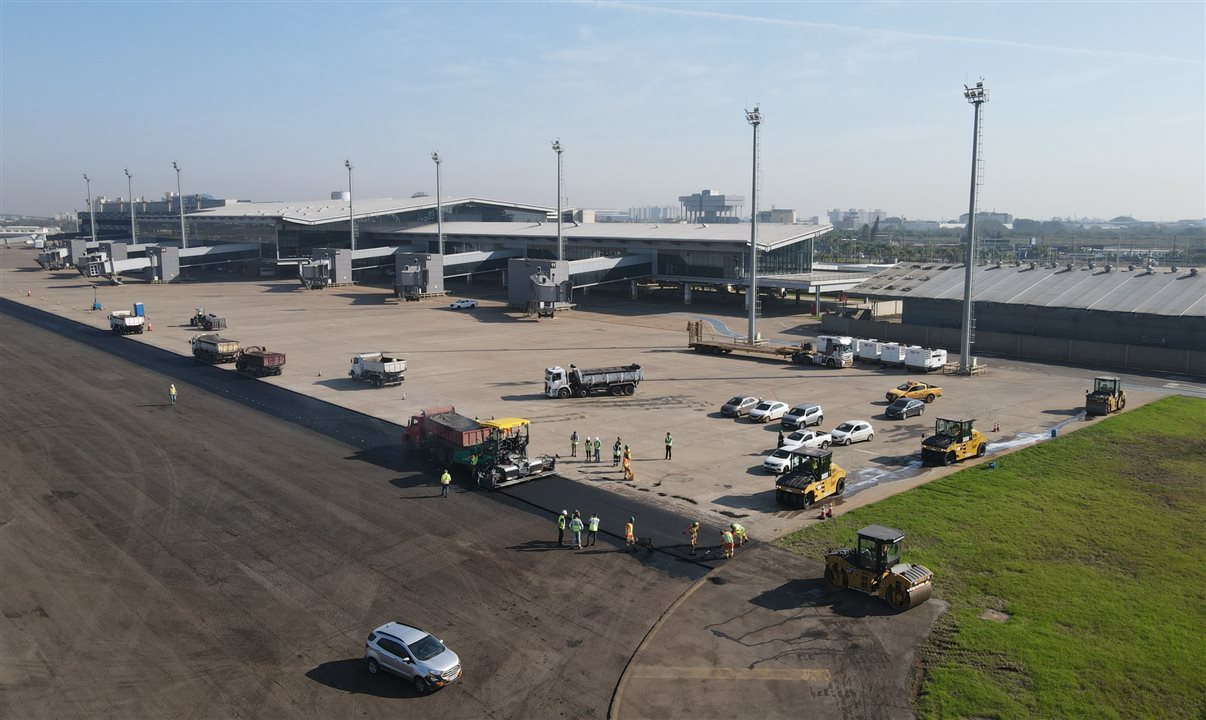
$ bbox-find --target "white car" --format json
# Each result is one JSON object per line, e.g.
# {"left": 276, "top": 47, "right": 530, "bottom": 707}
{"left": 748, "top": 400, "right": 789, "bottom": 423}
{"left": 762, "top": 447, "right": 798, "bottom": 474}
{"left": 448, "top": 299, "right": 478, "bottom": 309}
{"left": 782, "top": 429, "right": 832, "bottom": 451}
{"left": 831, "top": 420, "right": 875, "bottom": 445}
{"left": 365, "top": 622, "right": 462, "bottom": 694}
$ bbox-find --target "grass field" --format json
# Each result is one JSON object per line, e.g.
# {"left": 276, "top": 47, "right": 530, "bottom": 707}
{"left": 777, "top": 395, "right": 1206, "bottom": 720}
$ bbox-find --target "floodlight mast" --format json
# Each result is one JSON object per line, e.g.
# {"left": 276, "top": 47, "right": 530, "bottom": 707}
{"left": 745, "top": 106, "right": 763, "bottom": 344}
{"left": 552, "top": 139, "right": 563, "bottom": 262}
{"left": 345, "top": 159, "right": 356, "bottom": 252}
{"left": 123, "top": 168, "right": 136, "bottom": 245}
{"left": 82, "top": 173, "right": 97, "bottom": 244}
{"left": 172, "top": 161, "right": 187, "bottom": 248}
{"left": 959, "top": 80, "right": 988, "bottom": 374}
{"left": 432, "top": 152, "right": 443, "bottom": 256}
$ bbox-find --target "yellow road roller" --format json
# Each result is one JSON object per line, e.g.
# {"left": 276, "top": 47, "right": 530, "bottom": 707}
{"left": 824, "top": 525, "right": 934, "bottom": 611}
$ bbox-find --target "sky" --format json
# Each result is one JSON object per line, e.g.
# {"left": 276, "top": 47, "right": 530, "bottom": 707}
{"left": 1, "top": 1, "right": 1203, "bottom": 222}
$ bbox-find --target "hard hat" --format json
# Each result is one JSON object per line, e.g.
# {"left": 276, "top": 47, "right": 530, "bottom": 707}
{"left": 629, "top": 516, "right": 635, "bottom": 522}
{"left": 561, "top": 509, "right": 568, "bottom": 515}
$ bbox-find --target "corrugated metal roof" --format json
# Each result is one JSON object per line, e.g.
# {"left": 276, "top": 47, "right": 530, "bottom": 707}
{"left": 188, "top": 196, "right": 552, "bottom": 225}
{"left": 393, "top": 221, "right": 832, "bottom": 249}
{"left": 852, "top": 262, "right": 1206, "bottom": 317}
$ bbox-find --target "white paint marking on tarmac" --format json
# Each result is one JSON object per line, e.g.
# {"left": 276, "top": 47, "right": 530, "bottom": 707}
{"left": 631, "top": 666, "right": 832, "bottom": 682}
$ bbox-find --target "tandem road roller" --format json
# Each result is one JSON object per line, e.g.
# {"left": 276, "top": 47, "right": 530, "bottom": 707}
{"left": 824, "top": 525, "right": 934, "bottom": 611}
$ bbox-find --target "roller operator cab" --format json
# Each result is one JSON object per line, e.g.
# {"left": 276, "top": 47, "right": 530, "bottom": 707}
{"left": 774, "top": 448, "right": 846, "bottom": 508}
{"left": 921, "top": 418, "right": 987, "bottom": 466}
{"left": 824, "top": 525, "right": 934, "bottom": 611}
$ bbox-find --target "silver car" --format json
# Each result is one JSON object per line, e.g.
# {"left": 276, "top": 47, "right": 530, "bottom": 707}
{"left": 365, "top": 622, "right": 462, "bottom": 694}
{"left": 721, "top": 395, "right": 760, "bottom": 417}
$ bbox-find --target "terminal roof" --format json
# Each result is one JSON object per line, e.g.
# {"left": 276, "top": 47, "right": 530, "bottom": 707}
{"left": 394, "top": 221, "right": 832, "bottom": 250}
{"left": 189, "top": 196, "right": 552, "bottom": 225}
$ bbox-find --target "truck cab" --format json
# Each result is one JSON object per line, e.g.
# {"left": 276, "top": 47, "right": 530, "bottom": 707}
{"left": 544, "top": 366, "right": 571, "bottom": 397}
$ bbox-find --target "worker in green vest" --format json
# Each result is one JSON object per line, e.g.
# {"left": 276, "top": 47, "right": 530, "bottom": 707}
{"left": 730, "top": 522, "right": 747, "bottom": 547}
{"left": 586, "top": 512, "right": 600, "bottom": 547}
{"left": 557, "top": 510, "right": 568, "bottom": 547}
{"left": 440, "top": 468, "right": 452, "bottom": 498}
{"left": 721, "top": 528, "right": 735, "bottom": 559}
{"left": 664, "top": 432, "right": 673, "bottom": 460}
{"left": 569, "top": 511, "right": 585, "bottom": 549}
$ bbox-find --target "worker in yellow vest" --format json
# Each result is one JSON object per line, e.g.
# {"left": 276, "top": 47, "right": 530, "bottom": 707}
{"left": 440, "top": 468, "right": 452, "bottom": 498}
{"left": 557, "top": 510, "right": 568, "bottom": 547}
{"left": 685, "top": 521, "right": 700, "bottom": 555}
{"left": 625, "top": 517, "right": 636, "bottom": 552}
{"left": 730, "top": 523, "right": 747, "bottom": 547}
{"left": 721, "top": 528, "right": 735, "bottom": 559}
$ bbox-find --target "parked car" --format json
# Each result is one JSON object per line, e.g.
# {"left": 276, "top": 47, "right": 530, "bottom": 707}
{"left": 448, "top": 299, "right": 478, "bottom": 309}
{"left": 721, "top": 395, "right": 760, "bottom": 417}
{"left": 749, "top": 400, "right": 789, "bottom": 423}
{"left": 782, "top": 429, "right": 832, "bottom": 451}
{"left": 763, "top": 447, "right": 798, "bottom": 474}
{"left": 886, "top": 398, "right": 925, "bottom": 419}
{"left": 365, "top": 622, "right": 462, "bottom": 694}
{"left": 831, "top": 420, "right": 875, "bottom": 445}
{"left": 780, "top": 403, "right": 823, "bottom": 430}
{"left": 885, "top": 381, "right": 942, "bottom": 403}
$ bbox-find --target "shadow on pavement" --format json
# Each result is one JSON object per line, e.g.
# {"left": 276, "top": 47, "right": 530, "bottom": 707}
{"left": 305, "top": 658, "right": 422, "bottom": 699}
{"left": 749, "top": 578, "right": 906, "bottom": 618}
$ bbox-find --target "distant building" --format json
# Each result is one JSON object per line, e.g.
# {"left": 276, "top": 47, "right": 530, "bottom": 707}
{"left": 678, "top": 190, "right": 743, "bottom": 224}
{"left": 959, "top": 211, "right": 1013, "bottom": 225}
{"left": 629, "top": 205, "right": 681, "bottom": 222}
{"left": 757, "top": 208, "right": 796, "bottom": 224}
{"left": 902, "top": 220, "right": 941, "bottom": 232}
{"left": 827, "top": 208, "right": 887, "bottom": 230}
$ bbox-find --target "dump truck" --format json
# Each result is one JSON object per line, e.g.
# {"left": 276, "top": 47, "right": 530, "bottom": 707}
{"left": 235, "top": 346, "right": 285, "bottom": 377}
{"left": 191, "top": 334, "right": 240, "bottom": 364}
{"left": 774, "top": 448, "right": 846, "bottom": 508}
{"left": 349, "top": 352, "right": 406, "bottom": 387}
{"left": 824, "top": 525, "right": 934, "bottom": 611}
{"left": 545, "top": 364, "right": 643, "bottom": 398}
{"left": 921, "top": 417, "right": 987, "bottom": 466}
{"left": 687, "top": 321, "right": 852, "bottom": 367}
{"left": 1085, "top": 376, "right": 1126, "bottom": 416}
{"left": 189, "top": 308, "right": 227, "bottom": 331}
{"left": 401, "top": 406, "right": 555, "bottom": 489}
{"left": 108, "top": 310, "right": 145, "bottom": 335}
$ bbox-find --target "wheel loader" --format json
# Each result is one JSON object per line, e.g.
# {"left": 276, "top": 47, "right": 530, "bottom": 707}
{"left": 824, "top": 525, "right": 934, "bottom": 611}
{"left": 921, "top": 417, "right": 987, "bottom": 466}
{"left": 1085, "top": 376, "right": 1126, "bottom": 416}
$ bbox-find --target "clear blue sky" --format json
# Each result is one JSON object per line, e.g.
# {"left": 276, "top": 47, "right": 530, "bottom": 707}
{"left": 2, "top": 1, "right": 1203, "bottom": 221}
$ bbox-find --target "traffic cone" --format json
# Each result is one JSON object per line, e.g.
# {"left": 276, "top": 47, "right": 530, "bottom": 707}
{"left": 992, "top": 421, "right": 1000, "bottom": 432}
{"left": 146, "top": 323, "right": 152, "bottom": 332}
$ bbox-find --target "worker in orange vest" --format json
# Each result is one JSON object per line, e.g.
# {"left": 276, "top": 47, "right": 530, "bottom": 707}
{"left": 625, "top": 516, "right": 636, "bottom": 552}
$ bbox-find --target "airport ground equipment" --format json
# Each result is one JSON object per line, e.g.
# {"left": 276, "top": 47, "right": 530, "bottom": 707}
{"left": 687, "top": 321, "right": 854, "bottom": 367}
{"left": 36, "top": 247, "right": 70, "bottom": 270}
{"left": 401, "top": 407, "right": 555, "bottom": 489}
{"left": 921, "top": 417, "right": 987, "bottom": 466}
{"left": 235, "top": 346, "right": 285, "bottom": 377}
{"left": 904, "top": 347, "right": 948, "bottom": 372}
{"left": 544, "top": 364, "right": 643, "bottom": 398}
{"left": 108, "top": 308, "right": 146, "bottom": 335}
{"left": 191, "top": 334, "right": 241, "bottom": 364}
{"left": 349, "top": 352, "right": 406, "bottom": 387}
{"left": 189, "top": 308, "right": 227, "bottom": 331}
{"left": 393, "top": 252, "right": 445, "bottom": 301}
{"left": 774, "top": 448, "right": 846, "bottom": 508}
{"left": 880, "top": 343, "right": 920, "bottom": 367}
{"left": 856, "top": 338, "right": 882, "bottom": 363}
{"left": 299, "top": 248, "right": 353, "bottom": 289}
{"left": 824, "top": 525, "right": 934, "bottom": 611}
{"left": 1085, "top": 376, "right": 1127, "bottom": 416}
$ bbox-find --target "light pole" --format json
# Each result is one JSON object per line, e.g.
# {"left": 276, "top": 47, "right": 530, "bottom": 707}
{"left": 171, "top": 161, "right": 187, "bottom": 248}
{"left": 123, "top": 168, "right": 137, "bottom": 245}
{"left": 432, "top": 152, "right": 443, "bottom": 255}
{"left": 345, "top": 159, "right": 356, "bottom": 252}
{"left": 745, "top": 106, "right": 763, "bottom": 344}
{"left": 82, "top": 173, "right": 97, "bottom": 244}
{"left": 551, "top": 139, "right": 563, "bottom": 262}
{"left": 959, "top": 80, "right": 988, "bottom": 374}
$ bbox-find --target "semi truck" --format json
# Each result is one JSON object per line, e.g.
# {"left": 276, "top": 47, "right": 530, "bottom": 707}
{"left": 686, "top": 321, "right": 853, "bottom": 368}
{"left": 236, "top": 346, "right": 286, "bottom": 377}
{"left": 191, "top": 334, "right": 241, "bottom": 364}
{"left": 108, "top": 310, "right": 146, "bottom": 335}
{"left": 349, "top": 352, "right": 406, "bottom": 387}
{"left": 544, "top": 364, "right": 643, "bottom": 398}
{"left": 401, "top": 406, "right": 556, "bottom": 489}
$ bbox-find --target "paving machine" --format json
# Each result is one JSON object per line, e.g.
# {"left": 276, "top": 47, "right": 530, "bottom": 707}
{"left": 824, "top": 525, "right": 934, "bottom": 611}
{"left": 921, "top": 417, "right": 987, "bottom": 466}
{"left": 1085, "top": 376, "right": 1126, "bottom": 416}
{"left": 402, "top": 408, "right": 556, "bottom": 490}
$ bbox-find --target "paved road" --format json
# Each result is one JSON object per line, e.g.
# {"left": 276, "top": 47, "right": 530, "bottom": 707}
{"left": 0, "top": 310, "right": 708, "bottom": 719}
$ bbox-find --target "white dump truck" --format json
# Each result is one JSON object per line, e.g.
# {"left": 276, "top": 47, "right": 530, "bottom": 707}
{"left": 545, "top": 364, "right": 643, "bottom": 398}
{"left": 349, "top": 352, "right": 407, "bottom": 387}
{"left": 905, "top": 347, "right": 948, "bottom": 372}
{"left": 108, "top": 310, "right": 145, "bottom": 335}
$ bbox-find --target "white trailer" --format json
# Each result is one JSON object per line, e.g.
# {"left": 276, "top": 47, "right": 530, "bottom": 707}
{"left": 349, "top": 352, "right": 407, "bottom": 387}
{"left": 856, "top": 339, "right": 882, "bottom": 363}
{"left": 905, "top": 347, "right": 948, "bottom": 372}
{"left": 108, "top": 310, "right": 145, "bottom": 335}
{"left": 881, "top": 343, "right": 916, "bottom": 367}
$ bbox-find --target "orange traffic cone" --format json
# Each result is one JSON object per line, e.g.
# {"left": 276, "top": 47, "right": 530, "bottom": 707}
{"left": 26, "top": 290, "right": 31, "bottom": 296}
{"left": 146, "top": 323, "right": 152, "bottom": 332}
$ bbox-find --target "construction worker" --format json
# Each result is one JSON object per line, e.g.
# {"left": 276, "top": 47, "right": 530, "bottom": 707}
{"left": 570, "top": 430, "right": 579, "bottom": 457}
{"left": 570, "top": 511, "right": 585, "bottom": 549}
{"left": 586, "top": 512, "right": 600, "bottom": 546}
{"left": 685, "top": 521, "right": 700, "bottom": 555}
{"left": 664, "top": 432, "right": 673, "bottom": 460}
{"left": 169, "top": 384, "right": 177, "bottom": 406}
{"left": 777, "top": 430, "right": 785, "bottom": 448}
{"left": 623, "top": 445, "right": 632, "bottom": 462}
{"left": 622, "top": 453, "right": 635, "bottom": 482}
{"left": 593, "top": 437, "right": 602, "bottom": 462}
{"left": 721, "top": 528, "right": 735, "bottom": 559}
{"left": 612, "top": 443, "right": 622, "bottom": 467}
{"left": 625, "top": 516, "right": 636, "bottom": 552}
{"left": 439, "top": 468, "right": 452, "bottom": 498}
{"left": 557, "top": 510, "right": 568, "bottom": 547}
{"left": 730, "top": 522, "right": 748, "bottom": 547}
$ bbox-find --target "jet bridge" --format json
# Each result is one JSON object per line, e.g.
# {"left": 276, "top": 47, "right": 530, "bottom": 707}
{"left": 393, "top": 248, "right": 525, "bottom": 301}
{"left": 506, "top": 254, "right": 654, "bottom": 310}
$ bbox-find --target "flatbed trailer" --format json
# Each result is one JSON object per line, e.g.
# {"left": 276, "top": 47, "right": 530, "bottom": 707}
{"left": 687, "top": 320, "right": 811, "bottom": 363}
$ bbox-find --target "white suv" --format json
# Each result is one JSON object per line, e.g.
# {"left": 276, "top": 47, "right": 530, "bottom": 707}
{"left": 365, "top": 622, "right": 462, "bottom": 694}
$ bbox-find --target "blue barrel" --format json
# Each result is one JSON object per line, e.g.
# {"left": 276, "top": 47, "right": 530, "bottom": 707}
{"left": 133, "top": 302, "right": 145, "bottom": 317}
